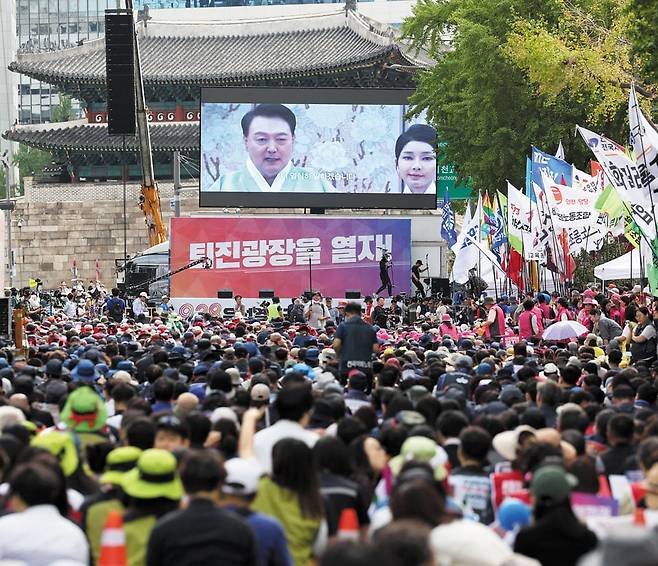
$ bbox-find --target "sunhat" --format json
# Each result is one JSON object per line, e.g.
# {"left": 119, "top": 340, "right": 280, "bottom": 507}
{"left": 100, "top": 446, "right": 142, "bottom": 486}
{"left": 121, "top": 449, "right": 184, "bottom": 500}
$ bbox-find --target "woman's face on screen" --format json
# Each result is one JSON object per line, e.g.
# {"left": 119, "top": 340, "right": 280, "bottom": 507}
{"left": 396, "top": 140, "right": 436, "bottom": 193}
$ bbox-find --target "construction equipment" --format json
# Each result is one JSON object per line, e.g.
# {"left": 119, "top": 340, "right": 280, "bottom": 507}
{"left": 126, "top": 0, "right": 167, "bottom": 248}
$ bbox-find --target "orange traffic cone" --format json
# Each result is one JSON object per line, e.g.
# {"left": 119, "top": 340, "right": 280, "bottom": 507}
{"left": 337, "top": 508, "right": 359, "bottom": 541}
{"left": 98, "top": 510, "right": 127, "bottom": 566}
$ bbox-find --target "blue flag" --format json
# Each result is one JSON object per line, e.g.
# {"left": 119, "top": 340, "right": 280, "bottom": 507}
{"left": 531, "top": 146, "right": 573, "bottom": 191}
{"left": 491, "top": 198, "right": 507, "bottom": 261}
{"left": 440, "top": 190, "right": 458, "bottom": 249}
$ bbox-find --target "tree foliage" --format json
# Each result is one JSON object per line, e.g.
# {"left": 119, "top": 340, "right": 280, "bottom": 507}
{"left": 627, "top": 0, "right": 658, "bottom": 83}
{"left": 50, "top": 94, "right": 74, "bottom": 123}
{"left": 402, "top": 0, "right": 645, "bottom": 194}
{"left": 12, "top": 144, "right": 53, "bottom": 188}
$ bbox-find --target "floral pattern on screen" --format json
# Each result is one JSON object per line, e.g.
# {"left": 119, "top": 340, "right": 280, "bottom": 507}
{"left": 201, "top": 102, "right": 429, "bottom": 194}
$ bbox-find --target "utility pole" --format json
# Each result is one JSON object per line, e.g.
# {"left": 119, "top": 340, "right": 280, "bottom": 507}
{"left": 173, "top": 150, "right": 181, "bottom": 218}
{"left": 0, "top": 152, "right": 13, "bottom": 289}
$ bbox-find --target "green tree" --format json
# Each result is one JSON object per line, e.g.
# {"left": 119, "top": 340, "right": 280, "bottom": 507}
{"left": 627, "top": 0, "right": 658, "bottom": 83}
{"left": 403, "top": 0, "right": 633, "bottom": 193}
{"left": 12, "top": 144, "right": 53, "bottom": 190}
{"left": 50, "top": 94, "right": 74, "bottom": 123}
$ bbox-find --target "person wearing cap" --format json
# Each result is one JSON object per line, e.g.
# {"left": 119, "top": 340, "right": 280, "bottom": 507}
{"left": 60, "top": 385, "right": 112, "bottom": 454}
{"left": 147, "top": 450, "right": 258, "bottom": 566}
{"left": 514, "top": 465, "right": 597, "bottom": 566}
{"left": 154, "top": 414, "right": 190, "bottom": 453}
{"left": 438, "top": 314, "right": 459, "bottom": 341}
{"left": 436, "top": 354, "right": 472, "bottom": 397}
{"left": 481, "top": 297, "right": 505, "bottom": 341}
{"left": 81, "top": 446, "right": 142, "bottom": 563}
{"left": 157, "top": 295, "right": 172, "bottom": 317}
{"left": 220, "top": 457, "right": 293, "bottom": 566}
{"left": 121, "top": 449, "right": 183, "bottom": 566}
{"left": 133, "top": 292, "right": 149, "bottom": 323}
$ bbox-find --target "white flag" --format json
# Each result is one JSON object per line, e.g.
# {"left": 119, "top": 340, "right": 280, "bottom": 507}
{"left": 451, "top": 196, "right": 482, "bottom": 284}
{"left": 629, "top": 83, "right": 658, "bottom": 200}
{"left": 555, "top": 140, "right": 565, "bottom": 160}
{"left": 577, "top": 125, "right": 656, "bottom": 239}
{"left": 541, "top": 171, "right": 600, "bottom": 228}
{"left": 507, "top": 183, "right": 543, "bottom": 260}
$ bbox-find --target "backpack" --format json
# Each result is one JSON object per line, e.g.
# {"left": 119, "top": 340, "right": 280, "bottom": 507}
{"left": 289, "top": 304, "right": 305, "bottom": 323}
{"left": 108, "top": 298, "right": 123, "bottom": 321}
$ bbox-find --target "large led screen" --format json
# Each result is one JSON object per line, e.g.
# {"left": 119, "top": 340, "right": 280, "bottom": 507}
{"left": 199, "top": 88, "right": 437, "bottom": 209}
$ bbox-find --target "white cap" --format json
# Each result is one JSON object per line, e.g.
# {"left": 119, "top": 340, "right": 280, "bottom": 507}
{"left": 139, "top": 292, "right": 148, "bottom": 298}
{"left": 223, "top": 458, "right": 263, "bottom": 496}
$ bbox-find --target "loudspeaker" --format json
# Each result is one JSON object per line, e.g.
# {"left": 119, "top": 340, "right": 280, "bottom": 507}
{"left": 0, "top": 298, "right": 10, "bottom": 340}
{"left": 105, "top": 10, "right": 136, "bottom": 136}
{"left": 345, "top": 290, "right": 361, "bottom": 299}
{"left": 217, "top": 289, "right": 233, "bottom": 299}
{"left": 258, "top": 289, "right": 275, "bottom": 299}
{"left": 431, "top": 278, "right": 450, "bottom": 296}
{"left": 125, "top": 271, "right": 151, "bottom": 294}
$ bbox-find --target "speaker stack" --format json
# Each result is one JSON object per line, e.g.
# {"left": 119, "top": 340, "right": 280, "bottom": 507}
{"left": 105, "top": 10, "right": 136, "bottom": 136}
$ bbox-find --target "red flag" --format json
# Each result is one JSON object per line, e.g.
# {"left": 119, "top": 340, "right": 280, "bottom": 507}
{"left": 508, "top": 249, "right": 525, "bottom": 291}
{"left": 71, "top": 258, "right": 78, "bottom": 279}
{"left": 95, "top": 258, "right": 101, "bottom": 282}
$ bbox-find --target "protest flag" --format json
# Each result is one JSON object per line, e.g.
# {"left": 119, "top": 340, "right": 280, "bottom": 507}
{"left": 441, "top": 190, "right": 458, "bottom": 250}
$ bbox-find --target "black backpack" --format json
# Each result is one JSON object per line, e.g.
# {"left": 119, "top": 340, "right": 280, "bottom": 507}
{"left": 108, "top": 298, "right": 123, "bottom": 321}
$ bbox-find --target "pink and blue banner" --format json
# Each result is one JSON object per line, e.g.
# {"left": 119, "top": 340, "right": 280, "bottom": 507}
{"left": 170, "top": 217, "right": 411, "bottom": 299}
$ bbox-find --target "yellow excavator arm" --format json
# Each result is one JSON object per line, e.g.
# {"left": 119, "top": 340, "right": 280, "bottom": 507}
{"left": 128, "top": 0, "right": 167, "bottom": 247}
{"left": 140, "top": 183, "right": 167, "bottom": 247}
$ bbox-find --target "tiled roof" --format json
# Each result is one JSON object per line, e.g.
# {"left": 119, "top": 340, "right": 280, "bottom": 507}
{"left": 3, "top": 120, "right": 199, "bottom": 152}
{"left": 10, "top": 11, "right": 414, "bottom": 86}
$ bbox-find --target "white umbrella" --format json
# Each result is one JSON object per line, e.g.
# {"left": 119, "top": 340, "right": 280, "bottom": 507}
{"left": 542, "top": 320, "right": 589, "bottom": 341}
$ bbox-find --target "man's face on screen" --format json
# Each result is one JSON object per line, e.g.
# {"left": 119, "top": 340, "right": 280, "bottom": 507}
{"left": 396, "top": 141, "right": 436, "bottom": 193}
{"left": 244, "top": 116, "right": 295, "bottom": 184}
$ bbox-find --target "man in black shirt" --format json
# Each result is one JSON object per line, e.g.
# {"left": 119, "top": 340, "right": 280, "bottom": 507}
{"left": 375, "top": 253, "right": 393, "bottom": 297}
{"left": 147, "top": 451, "right": 257, "bottom": 566}
{"left": 332, "top": 302, "right": 379, "bottom": 385}
{"left": 372, "top": 297, "right": 388, "bottom": 329}
{"left": 411, "top": 260, "right": 427, "bottom": 298}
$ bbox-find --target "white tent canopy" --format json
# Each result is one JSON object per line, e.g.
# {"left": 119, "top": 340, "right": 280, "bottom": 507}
{"left": 594, "top": 248, "right": 643, "bottom": 282}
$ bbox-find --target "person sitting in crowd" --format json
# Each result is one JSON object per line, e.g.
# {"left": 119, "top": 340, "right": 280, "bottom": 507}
{"left": 0, "top": 281, "right": 658, "bottom": 566}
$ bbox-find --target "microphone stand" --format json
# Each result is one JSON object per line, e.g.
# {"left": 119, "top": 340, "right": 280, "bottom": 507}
{"left": 389, "top": 253, "right": 395, "bottom": 292}
{"left": 308, "top": 248, "right": 314, "bottom": 297}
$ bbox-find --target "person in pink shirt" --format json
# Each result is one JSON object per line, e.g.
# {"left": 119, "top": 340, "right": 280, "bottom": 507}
{"left": 577, "top": 297, "right": 596, "bottom": 331}
{"left": 439, "top": 314, "right": 459, "bottom": 341}
{"left": 518, "top": 299, "right": 543, "bottom": 340}
{"left": 555, "top": 297, "right": 573, "bottom": 322}
{"left": 536, "top": 295, "right": 554, "bottom": 327}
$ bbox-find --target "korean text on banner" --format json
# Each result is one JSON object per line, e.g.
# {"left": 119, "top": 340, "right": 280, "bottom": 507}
{"left": 170, "top": 217, "right": 412, "bottom": 298}
{"left": 577, "top": 125, "right": 656, "bottom": 239}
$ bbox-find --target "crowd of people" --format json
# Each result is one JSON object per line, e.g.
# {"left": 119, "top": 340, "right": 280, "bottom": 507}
{"left": 1, "top": 280, "right": 658, "bottom": 566}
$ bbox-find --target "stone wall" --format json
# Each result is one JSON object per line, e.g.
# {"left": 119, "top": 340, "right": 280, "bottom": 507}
{"left": 14, "top": 179, "right": 198, "bottom": 288}
{"left": 13, "top": 178, "right": 444, "bottom": 289}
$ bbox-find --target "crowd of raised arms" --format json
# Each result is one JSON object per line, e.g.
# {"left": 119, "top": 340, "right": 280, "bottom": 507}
{"left": 2, "top": 278, "right": 658, "bottom": 566}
